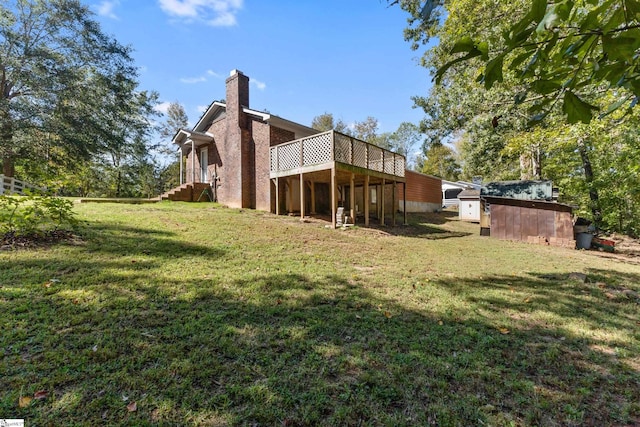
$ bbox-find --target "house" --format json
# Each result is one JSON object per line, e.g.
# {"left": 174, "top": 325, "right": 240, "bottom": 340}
{"left": 165, "top": 69, "right": 441, "bottom": 228}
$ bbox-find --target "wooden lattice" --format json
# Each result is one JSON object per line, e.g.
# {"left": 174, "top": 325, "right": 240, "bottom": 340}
{"left": 384, "top": 153, "right": 395, "bottom": 174}
{"left": 353, "top": 139, "right": 367, "bottom": 168}
{"left": 368, "top": 146, "right": 383, "bottom": 172}
{"left": 278, "top": 141, "right": 301, "bottom": 171}
{"left": 334, "top": 133, "right": 352, "bottom": 163}
{"left": 270, "top": 148, "right": 277, "bottom": 172}
{"left": 395, "top": 156, "right": 406, "bottom": 177}
{"left": 302, "top": 133, "right": 332, "bottom": 166}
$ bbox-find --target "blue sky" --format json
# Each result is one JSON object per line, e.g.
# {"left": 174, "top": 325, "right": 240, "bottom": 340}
{"left": 86, "top": 0, "right": 434, "bottom": 137}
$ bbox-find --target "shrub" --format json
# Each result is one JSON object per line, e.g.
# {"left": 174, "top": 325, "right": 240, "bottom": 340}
{"left": 0, "top": 194, "right": 78, "bottom": 237}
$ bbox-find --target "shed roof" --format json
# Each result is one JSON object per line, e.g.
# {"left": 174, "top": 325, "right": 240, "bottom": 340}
{"left": 458, "top": 189, "right": 480, "bottom": 198}
{"left": 481, "top": 180, "right": 553, "bottom": 200}
{"left": 482, "top": 196, "right": 573, "bottom": 213}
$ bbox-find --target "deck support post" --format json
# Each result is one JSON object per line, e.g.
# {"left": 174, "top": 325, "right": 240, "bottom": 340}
{"left": 310, "top": 180, "right": 316, "bottom": 214}
{"left": 287, "top": 178, "right": 293, "bottom": 214}
{"left": 300, "top": 173, "right": 305, "bottom": 219}
{"left": 331, "top": 167, "right": 337, "bottom": 229}
{"left": 392, "top": 180, "right": 397, "bottom": 226}
{"left": 403, "top": 182, "right": 407, "bottom": 225}
{"left": 380, "top": 178, "right": 386, "bottom": 226}
{"left": 349, "top": 173, "right": 355, "bottom": 225}
{"left": 179, "top": 148, "right": 183, "bottom": 185}
{"left": 190, "top": 139, "right": 196, "bottom": 184}
{"left": 364, "top": 175, "right": 370, "bottom": 226}
{"left": 275, "top": 177, "right": 280, "bottom": 215}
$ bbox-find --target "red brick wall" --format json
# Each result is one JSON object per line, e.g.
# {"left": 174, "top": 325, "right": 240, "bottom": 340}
{"left": 270, "top": 127, "right": 295, "bottom": 146}
{"left": 216, "top": 71, "right": 250, "bottom": 208}
{"left": 252, "top": 120, "right": 271, "bottom": 211}
{"left": 398, "top": 170, "right": 442, "bottom": 205}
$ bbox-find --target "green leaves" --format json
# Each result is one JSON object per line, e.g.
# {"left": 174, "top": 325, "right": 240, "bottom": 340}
{"left": 434, "top": 37, "right": 488, "bottom": 84}
{"left": 563, "top": 91, "right": 598, "bottom": 124}
{"left": 531, "top": 0, "right": 548, "bottom": 22}
{"left": 483, "top": 55, "right": 505, "bottom": 89}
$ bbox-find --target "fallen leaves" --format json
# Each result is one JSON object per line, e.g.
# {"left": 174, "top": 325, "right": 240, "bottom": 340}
{"left": 499, "top": 328, "right": 510, "bottom": 335}
{"left": 18, "top": 390, "right": 49, "bottom": 407}
{"left": 43, "top": 278, "right": 59, "bottom": 288}
{"left": 127, "top": 401, "right": 137, "bottom": 412}
{"left": 19, "top": 396, "right": 32, "bottom": 407}
{"left": 34, "top": 390, "right": 48, "bottom": 400}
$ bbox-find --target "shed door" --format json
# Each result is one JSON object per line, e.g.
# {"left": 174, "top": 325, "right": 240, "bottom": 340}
{"left": 200, "top": 147, "right": 208, "bottom": 182}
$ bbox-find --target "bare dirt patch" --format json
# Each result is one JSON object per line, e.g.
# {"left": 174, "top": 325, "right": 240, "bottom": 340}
{"left": 1, "top": 230, "right": 81, "bottom": 250}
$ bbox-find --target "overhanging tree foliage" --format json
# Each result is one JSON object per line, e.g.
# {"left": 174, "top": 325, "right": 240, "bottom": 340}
{"left": 0, "top": 0, "right": 154, "bottom": 180}
{"left": 392, "top": 0, "right": 640, "bottom": 235}
{"left": 397, "top": 0, "right": 640, "bottom": 123}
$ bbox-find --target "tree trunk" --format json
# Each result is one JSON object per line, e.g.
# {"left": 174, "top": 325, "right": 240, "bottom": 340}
{"left": 577, "top": 137, "right": 602, "bottom": 227}
{"left": 1, "top": 108, "right": 15, "bottom": 177}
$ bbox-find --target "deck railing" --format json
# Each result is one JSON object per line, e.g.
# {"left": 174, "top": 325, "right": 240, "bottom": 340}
{"left": 0, "top": 175, "right": 44, "bottom": 195}
{"left": 269, "top": 130, "right": 405, "bottom": 178}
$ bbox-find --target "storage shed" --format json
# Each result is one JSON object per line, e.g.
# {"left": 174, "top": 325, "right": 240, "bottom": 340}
{"left": 483, "top": 196, "right": 574, "bottom": 247}
{"left": 458, "top": 189, "right": 481, "bottom": 222}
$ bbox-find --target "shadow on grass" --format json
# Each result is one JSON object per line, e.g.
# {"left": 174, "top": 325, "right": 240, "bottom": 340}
{"left": 79, "top": 222, "right": 225, "bottom": 259}
{"left": 374, "top": 223, "right": 472, "bottom": 239}
{"left": 2, "top": 255, "right": 639, "bottom": 426}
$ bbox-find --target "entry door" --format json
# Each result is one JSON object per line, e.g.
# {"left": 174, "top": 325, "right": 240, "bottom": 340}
{"left": 200, "top": 147, "right": 208, "bottom": 182}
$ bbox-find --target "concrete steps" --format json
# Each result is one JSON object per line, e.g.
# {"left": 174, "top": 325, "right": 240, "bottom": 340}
{"left": 159, "top": 183, "right": 212, "bottom": 202}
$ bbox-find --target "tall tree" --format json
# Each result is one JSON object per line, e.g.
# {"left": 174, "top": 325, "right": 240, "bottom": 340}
{"left": 156, "top": 101, "right": 189, "bottom": 191}
{"left": 0, "top": 0, "right": 146, "bottom": 177}
{"left": 311, "top": 112, "right": 348, "bottom": 133}
{"left": 389, "top": 121, "right": 422, "bottom": 168}
{"left": 351, "top": 116, "right": 379, "bottom": 143}
{"left": 158, "top": 102, "right": 189, "bottom": 140}
{"left": 420, "top": 142, "right": 461, "bottom": 181}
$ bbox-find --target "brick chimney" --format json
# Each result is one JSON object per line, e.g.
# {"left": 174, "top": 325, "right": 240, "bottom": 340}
{"left": 222, "top": 69, "right": 253, "bottom": 208}
{"left": 226, "top": 69, "right": 249, "bottom": 129}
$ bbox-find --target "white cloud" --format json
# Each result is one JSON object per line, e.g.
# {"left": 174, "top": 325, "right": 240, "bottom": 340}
{"left": 180, "top": 76, "right": 207, "bottom": 84}
{"left": 154, "top": 101, "right": 172, "bottom": 114}
{"left": 180, "top": 69, "right": 223, "bottom": 84}
{"left": 96, "top": 0, "right": 120, "bottom": 19}
{"left": 196, "top": 105, "right": 208, "bottom": 113}
{"left": 250, "top": 78, "right": 266, "bottom": 91}
{"left": 158, "top": 0, "right": 243, "bottom": 27}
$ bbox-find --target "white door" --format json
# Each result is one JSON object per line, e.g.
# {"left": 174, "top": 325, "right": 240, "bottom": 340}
{"left": 200, "top": 147, "right": 208, "bottom": 182}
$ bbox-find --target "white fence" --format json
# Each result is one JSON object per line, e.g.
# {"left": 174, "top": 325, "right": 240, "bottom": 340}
{"left": 0, "top": 175, "right": 44, "bottom": 195}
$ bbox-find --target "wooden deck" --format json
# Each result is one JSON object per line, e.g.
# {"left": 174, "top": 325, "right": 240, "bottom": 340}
{"left": 269, "top": 131, "right": 407, "bottom": 228}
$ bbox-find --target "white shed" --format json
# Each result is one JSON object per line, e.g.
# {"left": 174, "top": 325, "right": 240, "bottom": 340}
{"left": 458, "top": 189, "right": 481, "bottom": 222}
{"left": 441, "top": 180, "right": 482, "bottom": 208}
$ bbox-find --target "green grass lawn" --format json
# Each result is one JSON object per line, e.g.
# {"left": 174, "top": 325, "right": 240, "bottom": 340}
{"left": 1, "top": 202, "right": 639, "bottom": 426}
